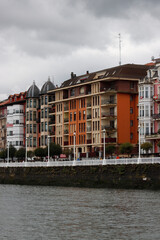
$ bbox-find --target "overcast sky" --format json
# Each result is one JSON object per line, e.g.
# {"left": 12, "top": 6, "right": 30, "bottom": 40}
{"left": 0, "top": 0, "right": 159, "bottom": 100}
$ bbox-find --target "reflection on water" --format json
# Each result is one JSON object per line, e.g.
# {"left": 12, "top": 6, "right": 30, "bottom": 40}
{"left": 0, "top": 185, "right": 160, "bottom": 240}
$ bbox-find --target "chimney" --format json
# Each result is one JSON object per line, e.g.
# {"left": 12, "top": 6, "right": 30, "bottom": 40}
{"left": 71, "top": 72, "right": 76, "bottom": 79}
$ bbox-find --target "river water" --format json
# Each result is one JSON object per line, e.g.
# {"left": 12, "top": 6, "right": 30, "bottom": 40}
{"left": 0, "top": 185, "right": 159, "bottom": 240}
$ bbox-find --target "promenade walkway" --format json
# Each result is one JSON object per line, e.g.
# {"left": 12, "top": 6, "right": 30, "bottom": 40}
{"left": 0, "top": 157, "right": 160, "bottom": 167}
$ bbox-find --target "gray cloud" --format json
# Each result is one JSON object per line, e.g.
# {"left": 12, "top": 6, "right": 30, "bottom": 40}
{"left": 0, "top": 0, "right": 160, "bottom": 100}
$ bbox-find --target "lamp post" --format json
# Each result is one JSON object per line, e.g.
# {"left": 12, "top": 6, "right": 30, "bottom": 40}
{"left": 138, "top": 124, "right": 141, "bottom": 163}
{"left": 74, "top": 132, "right": 76, "bottom": 161}
{"left": 25, "top": 137, "right": 28, "bottom": 162}
{"left": 103, "top": 129, "right": 106, "bottom": 161}
{"left": 7, "top": 141, "right": 10, "bottom": 163}
{"left": 48, "top": 136, "right": 51, "bottom": 162}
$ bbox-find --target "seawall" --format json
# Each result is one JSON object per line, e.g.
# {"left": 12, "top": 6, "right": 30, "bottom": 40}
{"left": 0, "top": 164, "right": 160, "bottom": 189}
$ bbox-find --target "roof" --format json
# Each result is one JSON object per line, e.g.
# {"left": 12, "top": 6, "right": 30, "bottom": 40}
{"left": 60, "top": 64, "right": 149, "bottom": 89}
{"left": 41, "top": 78, "right": 55, "bottom": 94}
{"left": 26, "top": 81, "right": 40, "bottom": 98}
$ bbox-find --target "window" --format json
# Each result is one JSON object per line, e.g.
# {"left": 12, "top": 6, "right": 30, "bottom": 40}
{"left": 74, "top": 112, "right": 76, "bottom": 121}
{"left": 41, "top": 96, "right": 44, "bottom": 105}
{"left": 45, "top": 122, "right": 47, "bottom": 132}
{"left": 30, "top": 99, "right": 32, "bottom": 108}
{"left": 30, "top": 124, "right": 32, "bottom": 134}
{"left": 145, "top": 105, "right": 149, "bottom": 117}
{"left": 130, "top": 120, "right": 133, "bottom": 127}
{"left": 45, "top": 96, "right": 47, "bottom": 105}
{"left": 79, "top": 111, "right": 81, "bottom": 120}
{"left": 130, "top": 108, "right": 133, "bottom": 114}
{"left": 145, "top": 87, "right": 149, "bottom": 98}
{"left": 45, "top": 108, "right": 48, "bottom": 118}
{"left": 71, "top": 89, "right": 75, "bottom": 96}
{"left": 130, "top": 82, "right": 134, "bottom": 89}
{"left": 30, "top": 111, "right": 32, "bottom": 121}
{"left": 33, "top": 99, "right": 36, "bottom": 108}
{"left": 130, "top": 133, "right": 133, "bottom": 139}
{"left": 83, "top": 110, "right": 85, "bottom": 120}
{"left": 145, "top": 123, "right": 149, "bottom": 135}
{"left": 70, "top": 112, "right": 72, "bottom": 122}
{"left": 33, "top": 124, "right": 36, "bottom": 133}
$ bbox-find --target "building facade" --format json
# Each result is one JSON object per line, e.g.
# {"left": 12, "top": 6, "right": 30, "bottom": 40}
{"left": 49, "top": 64, "right": 148, "bottom": 158}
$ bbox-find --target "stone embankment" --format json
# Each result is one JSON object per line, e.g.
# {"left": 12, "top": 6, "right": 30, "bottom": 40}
{"left": 0, "top": 164, "right": 160, "bottom": 189}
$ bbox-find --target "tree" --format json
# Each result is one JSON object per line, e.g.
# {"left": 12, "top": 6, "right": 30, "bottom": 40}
{"left": 9, "top": 145, "right": 17, "bottom": 161}
{"left": 157, "top": 141, "right": 160, "bottom": 148}
{"left": 105, "top": 145, "right": 116, "bottom": 156}
{"left": 62, "top": 148, "right": 72, "bottom": 157}
{"left": 34, "top": 147, "right": 45, "bottom": 159}
{"left": 27, "top": 150, "right": 34, "bottom": 158}
{"left": 141, "top": 142, "right": 152, "bottom": 154}
{"left": 45, "top": 143, "right": 62, "bottom": 157}
{"left": 0, "top": 149, "right": 7, "bottom": 161}
{"left": 119, "top": 142, "right": 133, "bottom": 156}
{"left": 15, "top": 148, "right": 25, "bottom": 161}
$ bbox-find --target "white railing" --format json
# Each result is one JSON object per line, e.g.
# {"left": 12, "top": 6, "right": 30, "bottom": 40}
{"left": 0, "top": 157, "right": 160, "bottom": 168}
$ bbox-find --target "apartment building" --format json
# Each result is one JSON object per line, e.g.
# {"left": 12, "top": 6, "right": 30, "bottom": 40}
{"left": 49, "top": 64, "right": 148, "bottom": 158}
{"left": 0, "top": 99, "right": 9, "bottom": 150}
{"left": 142, "top": 58, "right": 160, "bottom": 153}
{"left": 26, "top": 79, "right": 55, "bottom": 151}
{"left": 6, "top": 92, "right": 26, "bottom": 150}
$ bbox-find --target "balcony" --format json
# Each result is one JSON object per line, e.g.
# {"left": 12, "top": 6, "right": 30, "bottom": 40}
{"left": 49, "top": 108, "right": 55, "bottom": 114}
{"left": 87, "top": 139, "right": 92, "bottom": 144}
{"left": 101, "top": 138, "right": 116, "bottom": 143}
{"left": 64, "top": 106, "right": 69, "bottom": 111}
{"left": 64, "top": 118, "right": 69, "bottom": 123}
{"left": 87, "top": 103, "right": 91, "bottom": 108}
{"left": 87, "top": 115, "right": 91, "bottom": 120}
{"left": 153, "top": 94, "right": 160, "bottom": 102}
{"left": 64, "top": 141, "right": 69, "bottom": 146}
{"left": 101, "top": 113, "right": 116, "bottom": 119}
{"left": 152, "top": 114, "right": 160, "bottom": 120}
{"left": 145, "top": 132, "right": 160, "bottom": 140}
{"left": 64, "top": 129, "right": 69, "bottom": 134}
{"left": 101, "top": 125, "right": 116, "bottom": 131}
{"left": 87, "top": 126, "right": 91, "bottom": 132}
{"left": 101, "top": 99, "right": 116, "bottom": 105}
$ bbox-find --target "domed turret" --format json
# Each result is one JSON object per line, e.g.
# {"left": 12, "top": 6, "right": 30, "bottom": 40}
{"left": 41, "top": 77, "right": 55, "bottom": 94}
{"left": 26, "top": 81, "right": 40, "bottom": 98}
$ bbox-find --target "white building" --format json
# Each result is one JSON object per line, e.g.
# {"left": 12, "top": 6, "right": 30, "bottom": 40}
{"left": 7, "top": 104, "right": 25, "bottom": 150}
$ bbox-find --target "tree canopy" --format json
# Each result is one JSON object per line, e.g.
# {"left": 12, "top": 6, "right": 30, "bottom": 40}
{"left": 119, "top": 142, "right": 133, "bottom": 155}
{"left": 141, "top": 142, "right": 152, "bottom": 153}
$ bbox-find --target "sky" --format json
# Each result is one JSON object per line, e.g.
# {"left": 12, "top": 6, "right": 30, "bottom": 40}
{"left": 0, "top": 0, "right": 160, "bottom": 100}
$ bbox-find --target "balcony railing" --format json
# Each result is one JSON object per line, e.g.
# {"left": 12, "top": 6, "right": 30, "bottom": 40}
{"left": 101, "top": 138, "right": 116, "bottom": 143}
{"left": 101, "top": 126, "right": 116, "bottom": 131}
{"left": 87, "top": 103, "right": 91, "bottom": 107}
{"left": 152, "top": 114, "right": 160, "bottom": 119}
{"left": 87, "top": 139, "right": 92, "bottom": 144}
{"left": 101, "top": 113, "right": 116, "bottom": 118}
{"left": 87, "top": 115, "right": 91, "bottom": 120}
{"left": 101, "top": 99, "right": 116, "bottom": 105}
{"left": 64, "top": 118, "right": 69, "bottom": 123}
{"left": 64, "top": 129, "right": 69, "bottom": 134}
{"left": 64, "top": 106, "right": 69, "bottom": 111}
{"left": 87, "top": 127, "right": 91, "bottom": 132}
{"left": 64, "top": 141, "right": 69, "bottom": 146}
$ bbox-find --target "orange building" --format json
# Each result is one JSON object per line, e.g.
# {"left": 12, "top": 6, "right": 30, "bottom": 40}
{"left": 49, "top": 64, "right": 148, "bottom": 158}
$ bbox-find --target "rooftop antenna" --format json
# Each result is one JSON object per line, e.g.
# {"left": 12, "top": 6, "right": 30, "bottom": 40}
{"left": 119, "top": 33, "right": 121, "bottom": 65}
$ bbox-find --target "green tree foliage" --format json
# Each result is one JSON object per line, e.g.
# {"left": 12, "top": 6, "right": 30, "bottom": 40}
{"left": 9, "top": 145, "right": 17, "bottom": 160}
{"left": 119, "top": 142, "right": 133, "bottom": 155}
{"left": 141, "top": 142, "right": 152, "bottom": 153}
{"left": 0, "top": 149, "right": 7, "bottom": 160}
{"left": 44, "top": 142, "right": 62, "bottom": 157}
{"left": 105, "top": 145, "right": 116, "bottom": 156}
{"left": 27, "top": 150, "right": 34, "bottom": 158}
{"left": 15, "top": 148, "right": 25, "bottom": 161}
{"left": 62, "top": 148, "right": 72, "bottom": 157}
{"left": 34, "top": 147, "right": 45, "bottom": 158}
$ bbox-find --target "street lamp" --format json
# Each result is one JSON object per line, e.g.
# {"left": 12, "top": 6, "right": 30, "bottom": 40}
{"left": 74, "top": 132, "right": 76, "bottom": 161}
{"left": 25, "top": 137, "right": 28, "bottom": 162}
{"left": 48, "top": 135, "right": 51, "bottom": 162}
{"left": 103, "top": 129, "right": 106, "bottom": 161}
{"left": 7, "top": 141, "right": 10, "bottom": 163}
{"left": 138, "top": 124, "right": 141, "bottom": 163}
